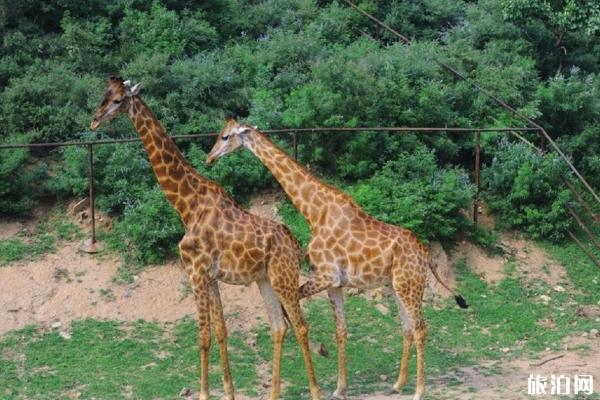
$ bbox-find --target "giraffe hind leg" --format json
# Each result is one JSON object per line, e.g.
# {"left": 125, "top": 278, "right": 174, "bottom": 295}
{"left": 392, "top": 279, "right": 427, "bottom": 400}
{"left": 386, "top": 286, "right": 414, "bottom": 393}
{"left": 208, "top": 283, "right": 235, "bottom": 400}
{"left": 277, "top": 292, "right": 320, "bottom": 400}
{"left": 257, "top": 278, "right": 287, "bottom": 400}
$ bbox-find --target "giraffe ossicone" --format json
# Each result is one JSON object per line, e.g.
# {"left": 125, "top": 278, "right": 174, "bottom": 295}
{"left": 207, "top": 117, "right": 469, "bottom": 400}
{"left": 90, "top": 77, "right": 320, "bottom": 400}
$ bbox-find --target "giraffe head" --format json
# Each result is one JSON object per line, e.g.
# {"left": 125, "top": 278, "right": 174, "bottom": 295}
{"left": 206, "top": 116, "right": 254, "bottom": 165}
{"left": 90, "top": 76, "right": 141, "bottom": 130}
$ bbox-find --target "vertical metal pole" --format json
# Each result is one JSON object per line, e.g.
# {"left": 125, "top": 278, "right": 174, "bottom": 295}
{"left": 88, "top": 144, "right": 96, "bottom": 244}
{"left": 293, "top": 131, "right": 298, "bottom": 161}
{"left": 473, "top": 130, "right": 481, "bottom": 225}
{"left": 80, "top": 143, "right": 103, "bottom": 253}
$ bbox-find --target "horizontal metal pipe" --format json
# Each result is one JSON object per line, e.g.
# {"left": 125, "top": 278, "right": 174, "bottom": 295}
{"left": 0, "top": 127, "right": 539, "bottom": 149}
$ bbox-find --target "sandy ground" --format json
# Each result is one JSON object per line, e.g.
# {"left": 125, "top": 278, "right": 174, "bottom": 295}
{"left": 1, "top": 196, "right": 599, "bottom": 400}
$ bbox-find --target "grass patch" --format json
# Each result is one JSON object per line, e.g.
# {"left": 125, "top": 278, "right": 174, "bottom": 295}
{"left": 0, "top": 318, "right": 260, "bottom": 399}
{"left": 0, "top": 211, "right": 82, "bottom": 266}
{"left": 0, "top": 238, "right": 29, "bottom": 264}
{"left": 541, "top": 240, "right": 600, "bottom": 305}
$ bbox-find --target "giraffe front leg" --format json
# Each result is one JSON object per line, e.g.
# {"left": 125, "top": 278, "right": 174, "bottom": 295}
{"left": 209, "top": 283, "right": 235, "bottom": 400}
{"left": 327, "top": 288, "right": 347, "bottom": 400}
{"left": 193, "top": 280, "right": 211, "bottom": 400}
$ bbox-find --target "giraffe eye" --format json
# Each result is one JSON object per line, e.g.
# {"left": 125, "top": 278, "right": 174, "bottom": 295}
{"left": 222, "top": 135, "right": 229, "bottom": 141}
{"left": 113, "top": 99, "right": 121, "bottom": 104}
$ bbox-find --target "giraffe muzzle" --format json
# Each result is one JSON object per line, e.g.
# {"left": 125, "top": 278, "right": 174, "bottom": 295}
{"left": 90, "top": 119, "right": 100, "bottom": 130}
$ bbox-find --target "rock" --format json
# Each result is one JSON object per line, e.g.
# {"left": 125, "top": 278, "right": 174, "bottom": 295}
{"left": 375, "top": 303, "right": 389, "bottom": 316}
{"left": 51, "top": 322, "right": 62, "bottom": 329}
{"left": 179, "top": 387, "right": 191, "bottom": 397}
{"left": 553, "top": 285, "right": 566, "bottom": 292}
{"left": 590, "top": 328, "right": 599, "bottom": 337}
{"left": 59, "top": 331, "right": 71, "bottom": 340}
{"left": 502, "top": 347, "right": 510, "bottom": 353}
{"left": 539, "top": 295, "right": 551, "bottom": 303}
{"left": 379, "top": 374, "right": 388, "bottom": 382}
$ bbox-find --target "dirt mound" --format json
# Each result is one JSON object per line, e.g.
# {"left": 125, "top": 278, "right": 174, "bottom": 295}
{"left": 0, "top": 242, "right": 268, "bottom": 336}
{"left": 502, "top": 232, "right": 568, "bottom": 288}
{"left": 247, "top": 190, "right": 283, "bottom": 223}
{"left": 450, "top": 240, "right": 506, "bottom": 285}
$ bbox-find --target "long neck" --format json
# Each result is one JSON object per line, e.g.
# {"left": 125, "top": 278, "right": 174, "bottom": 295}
{"left": 127, "top": 96, "right": 229, "bottom": 227}
{"left": 245, "top": 132, "right": 352, "bottom": 229}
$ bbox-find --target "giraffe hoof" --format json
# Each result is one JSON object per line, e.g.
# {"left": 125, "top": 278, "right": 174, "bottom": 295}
{"left": 384, "top": 387, "right": 400, "bottom": 396}
{"left": 329, "top": 390, "right": 346, "bottom": 400}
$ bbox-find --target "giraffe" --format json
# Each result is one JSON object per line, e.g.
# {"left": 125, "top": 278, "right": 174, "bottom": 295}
{"left": 90, "top": 77, "right": 320, "bottom": 400}
{"left": 206, "top": 118, "right": 469, "bottom": 400}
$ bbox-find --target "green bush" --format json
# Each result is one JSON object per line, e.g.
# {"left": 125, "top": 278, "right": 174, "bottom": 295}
{"left": 186, "top": 143, "right": 274, "bottom": 203}
{"left": 108, "top": 187, "right": 184, "bottom": 265}
{"left": 349, "top": 146, "right": 474, "bottom": 241}
{"left": 0, "top": 140, "right": 49, "bottom": 215}
{"left": 51, "top": 141, "right": 154, "bottom": 215}
{"left": 482, "top": 139, "right": 573, "bottom": 241}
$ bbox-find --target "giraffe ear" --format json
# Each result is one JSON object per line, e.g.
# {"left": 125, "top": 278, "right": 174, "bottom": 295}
{"left": 130, "top": 83, "right": 142, "bottom": 96}
{"left": 235, "top": 126, "right": 251, "bottom": 135}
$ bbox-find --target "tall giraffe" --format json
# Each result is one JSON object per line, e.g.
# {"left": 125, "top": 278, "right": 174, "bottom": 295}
{"left": 90, "top": 78, "right": 320, "bottom": 400}
{"left": 206, "top": 118, "right": 468, "bottom": 400}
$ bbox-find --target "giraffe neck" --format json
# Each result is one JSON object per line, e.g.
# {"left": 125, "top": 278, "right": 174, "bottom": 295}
{"left": 246, "top": 132, "right": 348, "bottom": 229}
{"left": 127, "top": 96, "right": 229, "bottom": 227}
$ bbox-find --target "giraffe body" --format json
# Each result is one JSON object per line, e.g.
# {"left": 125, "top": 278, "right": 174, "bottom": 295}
{"left": 207, "top": 119, "right": 468, "bottom": 400}
{"left": 91, "top": 78, "right": 320, "bottom": 400}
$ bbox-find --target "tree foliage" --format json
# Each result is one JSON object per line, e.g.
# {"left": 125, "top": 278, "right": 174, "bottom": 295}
{"left": 1, "top": 0, "right": 598, "bottom": 246}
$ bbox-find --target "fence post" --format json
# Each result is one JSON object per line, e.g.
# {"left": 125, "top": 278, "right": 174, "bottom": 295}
{"left": 80, "top": 143, "right": 103, "bottom": 253}
{"left": 293, "top": 131, "right": 298, "bottom": 161}
{"left": 473, "top": 130, "right": 481, "bottom": 225}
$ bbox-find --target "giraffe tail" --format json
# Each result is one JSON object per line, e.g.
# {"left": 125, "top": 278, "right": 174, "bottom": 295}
{"left": 429, "top": 259, "right": 469, "bottom": 309}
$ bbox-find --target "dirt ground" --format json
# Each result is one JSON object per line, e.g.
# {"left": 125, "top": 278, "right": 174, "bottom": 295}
{"left": 1, "top": 196, "right": 598, "bottom": 399}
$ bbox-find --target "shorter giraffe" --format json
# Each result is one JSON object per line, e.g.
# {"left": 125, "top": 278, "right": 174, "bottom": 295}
{"left": 90, "top": 78, "right": 320, "bottom": 400}
{"left": 206, "top": 119, "right": 468, "bottom": 400}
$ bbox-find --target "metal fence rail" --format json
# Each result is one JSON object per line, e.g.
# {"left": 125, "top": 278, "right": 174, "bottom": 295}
{"left": 0, "top": 126, "right": 598, "bottom": 268}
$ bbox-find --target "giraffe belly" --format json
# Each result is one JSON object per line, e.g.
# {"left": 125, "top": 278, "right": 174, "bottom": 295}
{"left": 344, "top": 256, "right": 392, "bottom": 289}
{"left": 345, "top": 267, "right": 389, "bottom": 289}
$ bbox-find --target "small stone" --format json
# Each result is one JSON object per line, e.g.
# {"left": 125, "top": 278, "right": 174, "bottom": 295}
{"left": 553, "top": 285, "right": 565, "bottom": 292}
{"left": 582, "top": 332, "right": 589, "bottom": 337}
{"left": 59, "top": 331, "right": 71, "bottom": 340}
{"left": 502, "top": 347, "right": 510, "bottom": 353}
{"left": 375, "top": 303, "right": 389, "bottom": 316}
{"left": 379, "top": 374, "right": 388, "bottom": 382}
{"left": 590, "top": 328, "right": 599, "bottom": 336}
{"left": 179, "top": 387, "right": 191, "bottom": 397}
{"left": 545, "top": 347, "right": 551, "bottom": 351}
{"left": 51, "top": 322, "right": 62, "bottom": 329}
{"left": 539, "top": 295, "right": 551, "bottom": 303}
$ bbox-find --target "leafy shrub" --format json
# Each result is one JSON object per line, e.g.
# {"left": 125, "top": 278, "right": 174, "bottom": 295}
{"left": 349, "top": 146, "right": 474, "bottom": 241}
{"left": 108, "top": 187, "right": 184, "bottom": 265}
{"left": 482, "top": 139, "right": 573, "bottom": 241}
{"left": 186, "top": 144, "right": 274, "bottom": 203}
{"left": 278, "top": 201, "right": 311, "bottom": 248}
{"left": 51, "top": 141, "right": 154, "bottom": 214}
{"left": 0, "top": 141, "right": 49, "bottom": 215}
